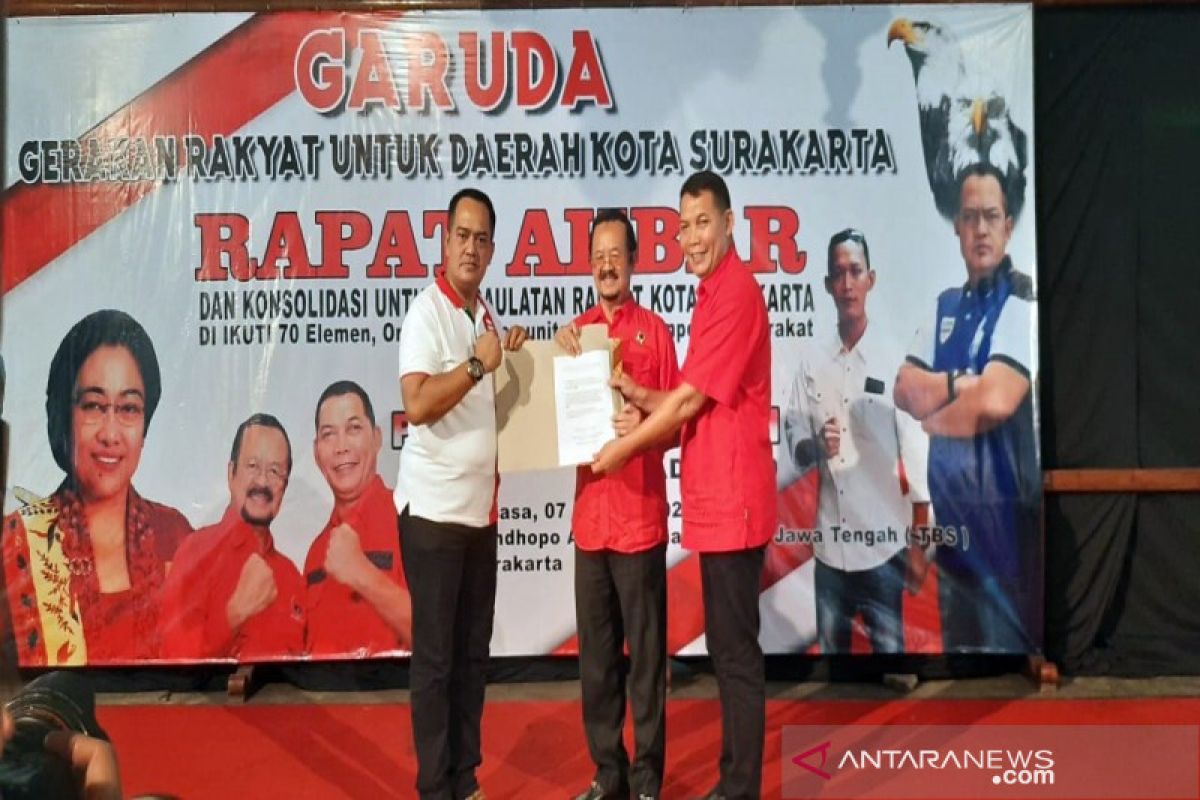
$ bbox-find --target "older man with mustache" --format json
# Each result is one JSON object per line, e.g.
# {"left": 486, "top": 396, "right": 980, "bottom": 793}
{"left": 557, "top": 208, "right": 680, "bottom": 800}
{"left": 159, "top": 413, "right": 306, "bottom": 661}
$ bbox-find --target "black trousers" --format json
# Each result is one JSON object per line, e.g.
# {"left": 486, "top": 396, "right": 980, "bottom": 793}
{"left": 575, "top": 544, "right": 667, "bottom": 798}
{"left": 700, "top": 547, "right": 766, "bottom": 800}
{"left": 400, "top": 509, "right": 498, "bottom": 800}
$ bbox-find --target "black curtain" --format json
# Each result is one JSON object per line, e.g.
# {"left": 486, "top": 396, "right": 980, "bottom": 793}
{"left": 1038, "top": 7, "right": 1200, "bottom": 675}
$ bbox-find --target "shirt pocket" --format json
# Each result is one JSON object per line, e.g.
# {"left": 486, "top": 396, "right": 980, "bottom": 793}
{"left": 852, "top": 391, "right": 896, "bottom": 452}
{"left": 621, "top": 340, "right": 656, "bottom": 388}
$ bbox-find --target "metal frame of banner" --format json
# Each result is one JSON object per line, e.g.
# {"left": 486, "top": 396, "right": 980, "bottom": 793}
{"left": 6, "top": 0, "right": 1200, "bottom": 18}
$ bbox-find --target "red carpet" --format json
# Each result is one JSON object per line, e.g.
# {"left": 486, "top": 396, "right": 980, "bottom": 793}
{"left": 99, "top": 697, "right": 1200, "bottom": 799}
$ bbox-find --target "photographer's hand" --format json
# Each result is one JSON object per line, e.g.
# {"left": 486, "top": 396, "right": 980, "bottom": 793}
{"left": 44, "top": 730, "right": 123, "bottom": 800}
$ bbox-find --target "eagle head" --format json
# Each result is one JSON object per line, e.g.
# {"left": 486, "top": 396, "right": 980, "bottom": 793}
{"left": 888, "top": 18, "right": 962, "bottom": 103}
{"left": 889, "top": 18, "right": 1027, "bottom": 223}
{"left": 888, "top": 20, "right": 949, "bottom": 65}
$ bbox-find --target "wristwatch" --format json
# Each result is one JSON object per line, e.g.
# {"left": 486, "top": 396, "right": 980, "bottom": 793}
{"left": 466, "top": 357, "right": 485, "bottom": 382}
{"left": 946, "top": 369, "right": 965, "bottom": 401}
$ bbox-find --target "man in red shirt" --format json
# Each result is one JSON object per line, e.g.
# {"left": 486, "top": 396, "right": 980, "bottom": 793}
{"left": 305, "top": 380, "right": 411, "bottom": 657}
{"left": 159, "top": 414, "right": 305, "bottom": 661}
{"left": 556, "top": 209, "right": 680, "bottom": 800}
{"left": 594, "top": 172, "right": 774, "bottom": 800}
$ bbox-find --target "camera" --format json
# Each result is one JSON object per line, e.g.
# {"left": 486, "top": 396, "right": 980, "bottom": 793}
{"left": 0, "top": 671, "right": 108, "bottom": 800}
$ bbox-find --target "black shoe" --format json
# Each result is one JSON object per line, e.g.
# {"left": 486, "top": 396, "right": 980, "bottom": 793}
{"left": 572, "top": 782, "right": 624, "bottom": 800}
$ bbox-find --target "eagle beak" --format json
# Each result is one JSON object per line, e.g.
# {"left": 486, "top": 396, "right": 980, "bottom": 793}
{"left": 972, "top": 99, "right": 986, "bottom": 136}
{"left": 887, "top": 18, "right": 918, "bottom": 47}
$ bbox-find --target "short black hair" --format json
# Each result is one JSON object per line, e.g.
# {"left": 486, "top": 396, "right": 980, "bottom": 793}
{"left": 314, "top": 380, "right": 377, "bottom": 430}
{"left": 680, "top": 170, "right": 731, "bottom": 214}
{"left": 827, "top": 228, "right": 872, "bottom": 274}
{"left": 955, "top": 163, "right": 1012, "bottom": 217}
{"left": 45, "top": 309, "right": 162, "bottom": 478}
{"left": 448, "top": 187, "right": 496, "bottom": 236}
{"left": 589, "top": 208, "right": 637, "bottom": 258}
{"left": 230, "top": 413, "right": 293, "bottom": 477}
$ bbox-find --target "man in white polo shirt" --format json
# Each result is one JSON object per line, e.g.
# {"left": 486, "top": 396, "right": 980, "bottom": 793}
{"left": 396, "top": 187, "right": 526, "bottom": 800}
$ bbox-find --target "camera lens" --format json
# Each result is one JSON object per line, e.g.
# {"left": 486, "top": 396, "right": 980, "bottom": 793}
{"left": 0, "top": 672, "right": 107, "bottom": 800}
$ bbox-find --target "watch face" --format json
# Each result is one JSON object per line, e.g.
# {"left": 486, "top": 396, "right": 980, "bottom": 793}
{"left": 468, "top": 358, "right": 483, "bottom": 380}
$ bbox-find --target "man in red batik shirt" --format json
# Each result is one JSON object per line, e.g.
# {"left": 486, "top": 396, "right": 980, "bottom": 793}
{"left": 557, "top": 209, "right": 680, "bottom": 800}
{"left": 594, "top": 173, "right": 775, "bottom": 800}
{"left": 160, "top": 414, "right": 305, "bottom": 661}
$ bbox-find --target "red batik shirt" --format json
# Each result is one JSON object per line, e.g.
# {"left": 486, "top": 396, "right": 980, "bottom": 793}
{"left": 679, "top": 249, "right": 776, "bottom": 552}
{"left": 572, "top": 299, "right": 681, "bottom": 553}
{"left": 159, "top": 507, "right": 305, "bottom": 661}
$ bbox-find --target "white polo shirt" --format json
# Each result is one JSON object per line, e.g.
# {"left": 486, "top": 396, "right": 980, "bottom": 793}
{"left": 394, "top": 271, "right": 499, "bottom": 528}
{"left": 779, "top": 323, "right": 929, "bottom": 572}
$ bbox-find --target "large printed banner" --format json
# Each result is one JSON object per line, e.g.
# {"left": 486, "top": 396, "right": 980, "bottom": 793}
{"left": 1, "top": 6, "right": 1039, "bottom": 665}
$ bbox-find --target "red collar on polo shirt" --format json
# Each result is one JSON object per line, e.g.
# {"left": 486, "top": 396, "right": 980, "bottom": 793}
{"left": 327, "top": 474, "right": 389, "bottom": 530}
{"left": 435, "top": 268, "right": 496, "bottom": 332}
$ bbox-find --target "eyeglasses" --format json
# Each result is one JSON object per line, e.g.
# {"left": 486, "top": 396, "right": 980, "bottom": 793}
{"left": 957, "top": 208, "right": 1006, "bottom": 229}
{"left": 74, "top": 398, "right": 145, "bottom": 427}
{"left": 239, "top": 459, "right": 288, "bottom": 484}
{"left": 591, "top": 249, "right": 629, "bottom": 267}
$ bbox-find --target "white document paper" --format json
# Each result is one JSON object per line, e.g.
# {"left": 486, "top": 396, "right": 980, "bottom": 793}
{"left": 553, "top": 350, "right": 615, "bottom": 466}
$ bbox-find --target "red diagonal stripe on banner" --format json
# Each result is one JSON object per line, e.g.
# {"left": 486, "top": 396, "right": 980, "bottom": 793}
{"left": 552, "top": 473, "right": 820, "bottom": 655}
{"left": 1, "top": 11, "right": 387, "bottom": 295}
{"left": 552, "top": 467, "right": 940, "bottom": 656}
{"left": 552, "top": 544, "right": 816, "bottom": 657}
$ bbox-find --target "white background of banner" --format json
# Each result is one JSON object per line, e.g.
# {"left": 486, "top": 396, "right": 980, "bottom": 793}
{"left": 2, "top": 5, "right": 1036, "bottom": 656}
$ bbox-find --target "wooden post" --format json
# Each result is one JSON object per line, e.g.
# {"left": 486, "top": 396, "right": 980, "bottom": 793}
{"left": 227, "top": 664, "right": 257, "bottom": 701}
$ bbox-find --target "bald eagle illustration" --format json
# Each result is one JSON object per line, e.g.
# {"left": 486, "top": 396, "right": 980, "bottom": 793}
{"left": 888, "top": 18, "right": 1028, "bottom": 222}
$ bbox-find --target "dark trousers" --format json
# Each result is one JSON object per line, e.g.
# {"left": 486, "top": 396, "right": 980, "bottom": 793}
{"left": 814, "top": 551, "right": 906, "bottom": 654}
{"left": 938, "top": 568, "right": 1031, "bottom": 653}
{"left": 700, "top": 547, "right": 766, "bottom": 800}
{"left": 400, "top": 509, "right": 498, "bottom": 800}
{"left": 575, "top": 544, "right": 667, "bottom": 798}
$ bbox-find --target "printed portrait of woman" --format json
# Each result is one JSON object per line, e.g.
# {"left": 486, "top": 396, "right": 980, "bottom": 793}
{"left": 3, "top": 309, "right": 192, "bottom": 665}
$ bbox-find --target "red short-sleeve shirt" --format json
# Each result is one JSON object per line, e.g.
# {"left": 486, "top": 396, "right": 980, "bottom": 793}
{"left": 305, "top": 475, "right": 409, "bottom": 657}
{"left": 159, "top": 507, "right": 306, "bottom": 661}
{"left": 572, "top": 300, "right": 681, "bottom": 553}
{"left": 679, "top": 249, "right": 776, "bottom": 552}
